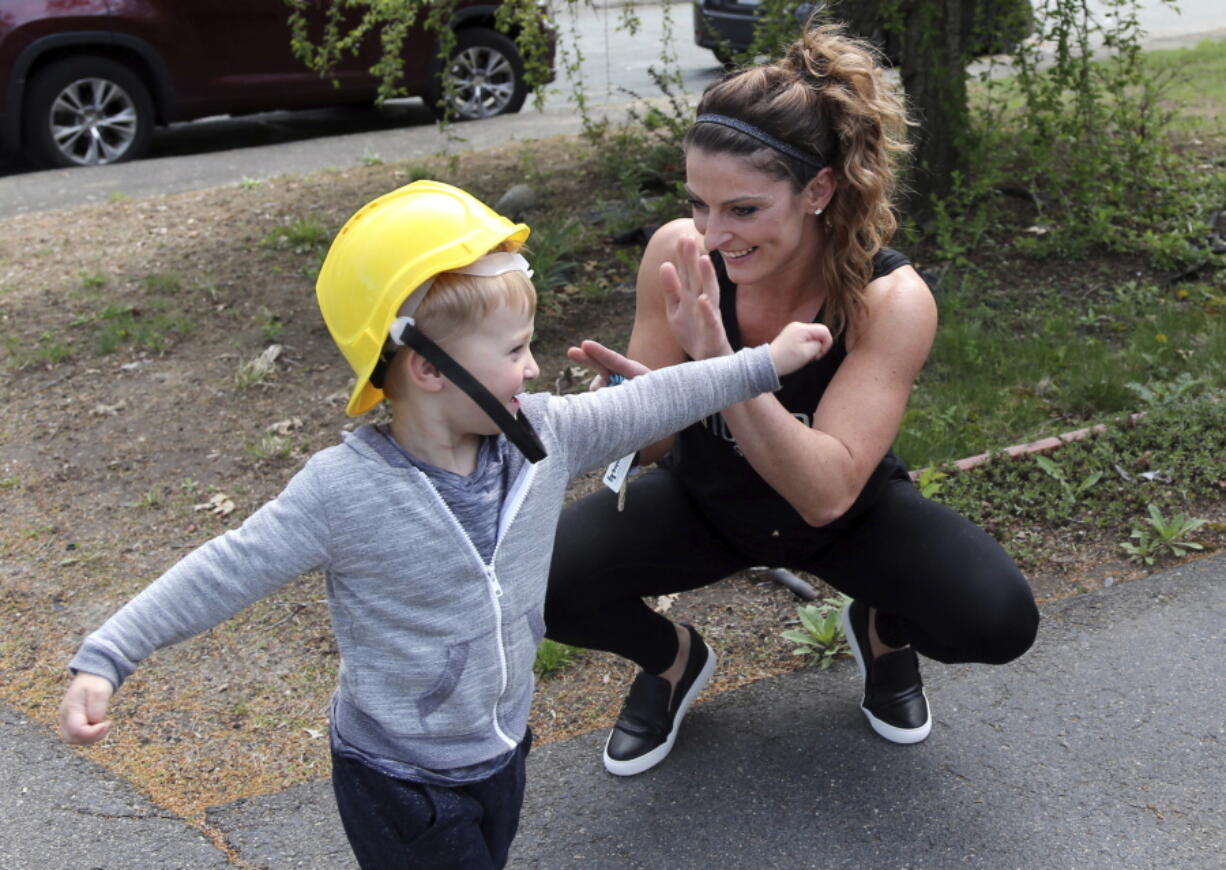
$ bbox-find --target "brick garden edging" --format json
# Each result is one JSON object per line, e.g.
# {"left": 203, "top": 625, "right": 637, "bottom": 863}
{"left": 908, "top": 412, "right": 1149, "bottom": 480}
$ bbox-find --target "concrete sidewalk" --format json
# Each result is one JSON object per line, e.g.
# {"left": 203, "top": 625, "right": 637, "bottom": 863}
{"left": 4, "top": 554, "right": 1223, "bottom": 869}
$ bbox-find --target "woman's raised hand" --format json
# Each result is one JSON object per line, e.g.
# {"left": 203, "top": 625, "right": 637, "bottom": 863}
{"left": 660, "top": 236, "right": 734, "bottom": 361}
{"left": 769, "top": 321, "right": 834, "bottom": 376}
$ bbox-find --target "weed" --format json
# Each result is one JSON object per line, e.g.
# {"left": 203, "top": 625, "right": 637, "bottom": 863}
{"left": 129, "top": 489, "right": 161, "bottom": 509}
{"left": 143, "top": 273, "right": 183, "bottom": 294}
{"left": 1036, "top": 455, "right": 1103, "bottom": 505}
{"left": 361, "top": 153, "right": 384, "bottom": 166}
{"left": 258, "top": 307, "right": 285, "bottom": 342}
{"left": 0, "top": 477, "right": 18, "bottom": 489}
{"left": 77, "top": 270, "right": 108, "bottom": 291}
{"left": 533, "top": 639, "right": 581, "bottom": 678}
{"left": 524, "top": 217, "right": 584, "bottom": 297}
{"left": 1125, "top": 373, "right": 1208, "bottom": 407}
{"left": 84, "top": 302, "right": 193, "bottom": 355}
{"left": 1121, "top": 503, "right": 1207, "bottom": 565}
{"left": 782, "top": 594, "right": 851, "bottom": 670}
{"left": 246, "top": 432, "right": 295, "bottom": 461}
{"left": 108, "top": 191, "right": 131, "bottom": 203}
{"left": 914, "top": 467, "right": 949, "bottom": 499}
{"left": 5, "top": 331, "right": 75, "bottom": 368}
{"left": 405, "top": 166, "right": 433, "bottom": 182}
{"left": 262, "top": 218, "right": 332, "bottom": 256}
{"left": 239, "top": 177, "right": 261, "bottom": 190}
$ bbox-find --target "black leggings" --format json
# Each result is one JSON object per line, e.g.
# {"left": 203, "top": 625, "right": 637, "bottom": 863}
{"left": 545, "top": 467, "right": 1039, "bottom": 675}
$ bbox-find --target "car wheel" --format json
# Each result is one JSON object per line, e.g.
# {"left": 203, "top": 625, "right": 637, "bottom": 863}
{"left": 424, "top": 28, "right": 527, "bottom": 121}
{"left": 23, "top": 56, "right": 155, "bottom": 168}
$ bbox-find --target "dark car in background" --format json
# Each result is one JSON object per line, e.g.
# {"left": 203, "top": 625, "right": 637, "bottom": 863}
{"left": 0, "top": 0, "right": 554, "bottom": 169}
{"left": 693, "top": 0, "right": 1032, "bottom": 67}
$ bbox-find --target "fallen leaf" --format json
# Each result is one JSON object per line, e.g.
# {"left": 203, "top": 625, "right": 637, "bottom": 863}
{"left": 194, "top": 493, "right": 236, "bottom": 517}
{"left": 266, "top": 417, "right": 303, "bottom": 435}
{"left": 90, "top": 401, "right": 126, "bottom": 416}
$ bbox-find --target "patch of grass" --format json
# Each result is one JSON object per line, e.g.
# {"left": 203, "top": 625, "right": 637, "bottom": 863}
{"left": 926, "top": 398, "right": 1226, "bottom": 567}
{"left": 246, "top": 432, "right": 295, "bottom": 460}
{"left": 261, "top": 217, "right": 332, "bottom": 256}
{"left": 533, "top": 639, "right": 581, "bottom": 679}
{"left": 78, "top": 270, "right": 108, "bottom": 291}
{"left": 143, "top": 273, "right": 183, "bottom": 294}
{"left": 3, "top": 331, "right": 75, "bottom": 368}
{"left": 895, "top": 276, "right": 1225, "bottom": 469}
{"left": 75, "top": 301, "right": 194, "bottom": 356}
{"left": 257, "top": 307, "right": 285, "bottom": 342}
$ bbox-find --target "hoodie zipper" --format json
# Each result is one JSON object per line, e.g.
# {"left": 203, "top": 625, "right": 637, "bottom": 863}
{"left": 417, "top": 460, "right": 536, "bottom": 751}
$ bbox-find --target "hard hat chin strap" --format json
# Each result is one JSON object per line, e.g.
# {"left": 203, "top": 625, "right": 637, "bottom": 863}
{"left": 381, "top": 316, "right": 547, "bottom": 464}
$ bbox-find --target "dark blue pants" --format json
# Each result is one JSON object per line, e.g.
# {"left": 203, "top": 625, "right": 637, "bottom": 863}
{"left": 331, "top": 733, "right": 531, "bottom": 870}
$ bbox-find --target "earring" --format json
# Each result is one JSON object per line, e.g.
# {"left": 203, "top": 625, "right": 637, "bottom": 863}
{"left": 813, "top": 207, "right": 824, "bottom": 216}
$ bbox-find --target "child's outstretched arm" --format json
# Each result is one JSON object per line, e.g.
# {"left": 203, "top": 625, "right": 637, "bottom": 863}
{"left": 59, "top": 672, "right": 114, "bottom": 745}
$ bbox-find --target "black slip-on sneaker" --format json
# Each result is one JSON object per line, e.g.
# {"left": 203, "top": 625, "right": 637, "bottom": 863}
{"left": 841, "top": 599, "right": 931, "bottom": 744}
{"left": 603, "top": 624, "right": 716, "bottom": 776}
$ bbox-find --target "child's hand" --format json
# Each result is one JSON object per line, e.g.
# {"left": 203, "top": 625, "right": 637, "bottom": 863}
{"left": 566, "top": 340, "right": 652, "bottom": 390}
{"left": 59, "top": 672, "right": 115, "bottom": 746}
{"left": 769, "top": 321, "right": 834, "bottom": 376}
{"left": 660, "top": 236, "right": 734, "bottom": 361}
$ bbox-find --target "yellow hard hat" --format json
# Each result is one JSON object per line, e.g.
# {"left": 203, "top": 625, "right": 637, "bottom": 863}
{"left": 316, "top": 180, "right": 530, "bottom": 416}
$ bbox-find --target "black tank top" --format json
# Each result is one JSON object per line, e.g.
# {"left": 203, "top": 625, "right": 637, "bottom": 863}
{"left": 662, "top": 248, "right": 912, "bottom": 563}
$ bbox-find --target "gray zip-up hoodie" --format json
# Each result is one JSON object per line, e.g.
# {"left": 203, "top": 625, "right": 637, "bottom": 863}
{"left": 70, "top": 345, "right": 779, "bottom": 771}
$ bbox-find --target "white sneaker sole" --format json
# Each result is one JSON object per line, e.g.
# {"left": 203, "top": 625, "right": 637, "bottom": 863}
{"left": 603, "top": 643, "right": 717, "bottom": 776}
{"left": 841, "top": 604, "right": 932, "bottom": 745}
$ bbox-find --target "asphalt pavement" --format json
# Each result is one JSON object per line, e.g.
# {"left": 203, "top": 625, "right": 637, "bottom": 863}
{"left": 4, "top": 552, "right": 1222, "bottom": 869}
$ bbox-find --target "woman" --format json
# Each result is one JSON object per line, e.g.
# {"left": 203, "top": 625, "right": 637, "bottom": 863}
{"left": 546, "top": 24, "right": 1039, "bottom": 777}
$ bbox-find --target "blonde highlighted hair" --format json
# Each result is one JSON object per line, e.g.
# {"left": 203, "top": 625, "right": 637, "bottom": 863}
{"left": 684, "top": 23, "right": 911, "bottom": 337}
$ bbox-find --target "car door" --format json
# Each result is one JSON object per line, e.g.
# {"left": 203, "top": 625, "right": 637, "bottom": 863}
{"left": 120, "top": 0, "right": 379, "bottom": 119}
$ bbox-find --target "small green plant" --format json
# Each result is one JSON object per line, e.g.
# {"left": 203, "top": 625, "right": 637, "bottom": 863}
{"left": 246, "top": 432, "right": 295, "bottom": 461}
{"left": 129, "top": 489, "right": 161, "bottom": 509}
{"left": 533, "top": 639, "right": 581, "bottom": 679}
{"left": 1121, "top": 503, "right": 1207, "bottom": 565}
{"left": 262, "top": 218, "right": 332, "bottom": 256}
{"left": 782, "top": 594, "right": 851, "bottom": 670}
{"left": 107, "top": 191, "right": 131, "bottom": 203}
{"left": 1035, "top": 454, "right": 1102, "bottom": 504}
{"left": 361, "top": 153, "right": 384, "bottom": 166}
{"left": 143, "top": 273, "right": 183, "bottom": 294}
{"left": 235, "top": 345, "right": 282, "bottom": 389}
{"left": 258, "top": 307, "right": 285, "bottom": 341}
{"left": 915, "top": 466, "right": 949, "bottom": 499}
{"left": 1125, "top": 373, "right": 1207, "bottom": 407}
{"left": 77, "top": 270, "right": 108, "bottom": 291}
{"left": 239, "top": 177, "right": 262, "bottom": 190}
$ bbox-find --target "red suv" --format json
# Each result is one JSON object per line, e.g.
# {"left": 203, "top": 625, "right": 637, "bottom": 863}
{"left": 0, "top": 0, "right": 554, "bottom": 169}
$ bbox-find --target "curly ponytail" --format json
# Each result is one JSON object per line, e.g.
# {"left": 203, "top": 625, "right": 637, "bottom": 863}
{"left": 684, "top": 24, "right": 911, "bottom": 337}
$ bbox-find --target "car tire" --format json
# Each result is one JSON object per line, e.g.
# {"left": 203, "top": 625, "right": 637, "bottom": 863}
{"left": 23, "top": 56, "right": 155, "bottom": 168}
{"left": 424, "top": 27, "right": 527, "bottom": 121}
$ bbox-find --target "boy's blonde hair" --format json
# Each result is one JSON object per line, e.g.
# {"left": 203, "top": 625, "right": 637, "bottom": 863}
{"left": 413, "top": 268, "right": 537, "bottom": 345}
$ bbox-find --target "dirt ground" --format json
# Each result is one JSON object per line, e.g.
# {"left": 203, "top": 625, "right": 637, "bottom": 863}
{"left": 0, "top": 137, "right": 1218, "bottom": 829}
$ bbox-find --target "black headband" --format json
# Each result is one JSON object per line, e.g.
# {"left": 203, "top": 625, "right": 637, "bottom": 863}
{"left": 694, "top": 113, "right": 827, "bottom": 170}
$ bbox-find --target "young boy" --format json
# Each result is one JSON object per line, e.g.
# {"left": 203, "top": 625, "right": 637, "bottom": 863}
{"left": 58, "top": 180, "right": 831, "bottom": 869}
